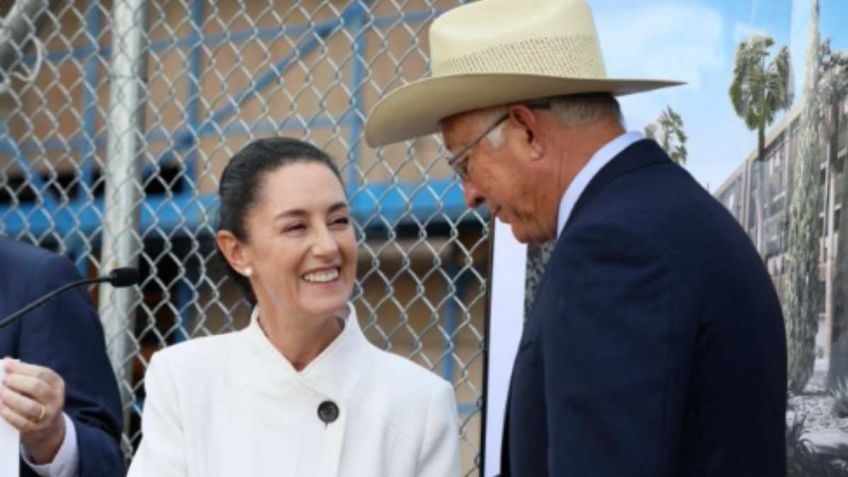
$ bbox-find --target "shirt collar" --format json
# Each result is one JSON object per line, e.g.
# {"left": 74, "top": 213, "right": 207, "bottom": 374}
{"left": 242, "top": 303, "right": 369, "bottom": 400}
{"left": 556, "top": 131, "right": 643, "bottom": 237}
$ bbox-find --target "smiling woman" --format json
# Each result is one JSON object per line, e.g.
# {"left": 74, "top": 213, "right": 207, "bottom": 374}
{"left": 214, "top": 141, "right": 357, "bottom": 369}
{"left": 126, "top": 138, "right": 461, "bottom": 477}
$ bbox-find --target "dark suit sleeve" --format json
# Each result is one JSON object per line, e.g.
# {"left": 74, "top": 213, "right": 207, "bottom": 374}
{"left": 18, "top": 254, "right": 124, "bottom": 476}
{"left": 541, "top": 222, "right": 689, "bottom": 477}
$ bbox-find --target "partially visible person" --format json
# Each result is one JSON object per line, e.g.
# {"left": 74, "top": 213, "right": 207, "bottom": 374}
{"left": 365, "top": 0, "right": 787, "bottom": 475}
{"left": 0, "top": 238, "right": 125, "bottom": 477}
{"left": 128, "top": 137, "right": 460, "bottom": 477}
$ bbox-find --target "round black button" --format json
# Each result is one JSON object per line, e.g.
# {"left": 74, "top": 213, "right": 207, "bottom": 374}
{"left": 317, "top": 400, "right": 339, "bottom": 424}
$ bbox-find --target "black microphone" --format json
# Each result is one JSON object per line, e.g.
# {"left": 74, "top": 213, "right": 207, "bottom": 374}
{"left": 108, "top": 267, "right": 140, "bottom": 287}
{"left": 0, "top": 267, "right": 140, "bottom": 330}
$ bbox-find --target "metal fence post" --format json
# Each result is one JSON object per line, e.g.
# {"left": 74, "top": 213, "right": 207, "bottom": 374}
{"left": 98, "top": 0, "right": 148, "bottom": 427}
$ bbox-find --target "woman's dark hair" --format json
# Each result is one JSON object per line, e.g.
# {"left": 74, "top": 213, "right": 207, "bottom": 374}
{"left": 217, "top": 137, "right": 343, "bottom": 304}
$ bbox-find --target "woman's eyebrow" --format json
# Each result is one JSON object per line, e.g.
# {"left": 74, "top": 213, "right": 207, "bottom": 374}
{"left": 273, "top": 202, "right": 349, "bottom": 221}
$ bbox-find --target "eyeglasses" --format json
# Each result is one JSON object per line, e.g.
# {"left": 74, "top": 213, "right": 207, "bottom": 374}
{"left": 445, "top": 102, "right": 551, "bottom": 180}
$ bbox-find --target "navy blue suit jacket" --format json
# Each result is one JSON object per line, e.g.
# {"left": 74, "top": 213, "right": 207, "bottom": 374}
{"left": 502, "top": 140, "right": 787, "bottom": 476}
{"left": 0, "top": 239, "right": 124, "bottom": 476}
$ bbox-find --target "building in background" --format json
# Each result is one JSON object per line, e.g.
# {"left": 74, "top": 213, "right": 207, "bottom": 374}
{"left": 714, "top": 93, "right": 847, "bottom": 370}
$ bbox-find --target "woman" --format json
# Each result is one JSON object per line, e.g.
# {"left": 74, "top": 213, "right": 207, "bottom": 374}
{"left": 128, "top": 138, "right": 460, "bottom": 477}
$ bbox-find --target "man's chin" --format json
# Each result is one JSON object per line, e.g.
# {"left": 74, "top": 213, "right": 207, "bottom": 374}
{"left": 504, "top": 221, "right": 531, "bottom": 244}
{"left": 504, "top": 221, "right": 551, "bottom": 244}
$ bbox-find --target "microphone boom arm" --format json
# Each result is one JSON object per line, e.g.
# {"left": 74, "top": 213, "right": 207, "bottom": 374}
{"left": 0, "top": 268, "right": 138, "bottom": 331}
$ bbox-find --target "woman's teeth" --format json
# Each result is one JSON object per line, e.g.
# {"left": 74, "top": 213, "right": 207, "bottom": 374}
{"left": 303, "top": 269, "right": 339, "bottom": 283}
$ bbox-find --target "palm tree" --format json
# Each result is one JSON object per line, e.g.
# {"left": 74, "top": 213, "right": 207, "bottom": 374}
{"left": 644, "top": 106, "right": 687, "bottom": 165}
{"left": 729, "top": 35, "right": 793, "bottom": 253}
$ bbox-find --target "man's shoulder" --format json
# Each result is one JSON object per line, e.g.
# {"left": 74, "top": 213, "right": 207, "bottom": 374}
{"left": 0, "top": 239, "right": 82, "bottom": 279}
{"left": 572, "top": 152, "right": 733, "bottom": 242}
{"left": 0, "top": 240, "right": 81, "bottom": 300}
{"left": 559, "top": 153, "right": 761, "bottom": 282}
{"left": 0, "top": 238, "right": 62, "bottom": 268}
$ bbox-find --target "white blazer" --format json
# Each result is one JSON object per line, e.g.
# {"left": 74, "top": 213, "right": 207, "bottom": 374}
{"left": 127, "top": 306, "right": 460, "bottom": 477}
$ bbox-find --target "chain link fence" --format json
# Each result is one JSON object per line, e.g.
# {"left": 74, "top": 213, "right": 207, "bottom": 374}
{"left": 0, "top": 0, "right": 487, "bottom": 474}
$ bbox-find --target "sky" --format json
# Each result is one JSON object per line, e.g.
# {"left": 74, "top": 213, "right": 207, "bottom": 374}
{"left": 589, "top": 0, "right": 847, "bottom": 192}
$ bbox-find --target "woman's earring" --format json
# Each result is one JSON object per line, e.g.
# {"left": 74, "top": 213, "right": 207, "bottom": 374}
{"left": 243, "top": 267, "right": 252, "bottom": 277}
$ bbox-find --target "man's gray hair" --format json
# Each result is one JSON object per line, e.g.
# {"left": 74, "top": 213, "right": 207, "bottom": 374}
{"left": 476, "top": 93, "right": 623, "bottom": 149}
{"left": 548, "top": 93, "right": 623, "bottom": 128}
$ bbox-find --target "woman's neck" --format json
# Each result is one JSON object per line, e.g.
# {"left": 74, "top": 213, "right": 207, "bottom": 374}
{"left": 256, "top": 303, "right": 344, "bottom": 371}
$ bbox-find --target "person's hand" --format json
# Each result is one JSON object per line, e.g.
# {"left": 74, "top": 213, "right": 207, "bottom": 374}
{"left": 0, "top": 358, "right": 66, "bottom": 464}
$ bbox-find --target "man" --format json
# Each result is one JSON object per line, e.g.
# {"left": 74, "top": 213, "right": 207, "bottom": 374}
{"left": 0, "top": 238, "right": 124, "bottom": 476}
{"left": 365, "top": 0, "right": 787, "bottom": 476}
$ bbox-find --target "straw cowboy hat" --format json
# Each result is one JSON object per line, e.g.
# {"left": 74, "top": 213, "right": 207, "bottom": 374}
{"left": 365, "top": 0, "right": 683, "bottom": 147}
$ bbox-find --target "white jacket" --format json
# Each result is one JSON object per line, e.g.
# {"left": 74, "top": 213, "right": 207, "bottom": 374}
{"left": 127, "top": 306, "right": 460, "bottom": 477}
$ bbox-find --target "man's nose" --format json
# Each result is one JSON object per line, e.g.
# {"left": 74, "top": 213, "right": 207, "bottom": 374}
{"left": 462, "top": 180, "right": 485, "bottom": 210}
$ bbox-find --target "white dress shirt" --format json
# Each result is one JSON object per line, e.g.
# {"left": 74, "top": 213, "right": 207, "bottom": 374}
{"left": 21, "top": 413, "right": 79, "bottom": 477}
{"left": 556, "top": 131, "right": 643, "bottom": 237}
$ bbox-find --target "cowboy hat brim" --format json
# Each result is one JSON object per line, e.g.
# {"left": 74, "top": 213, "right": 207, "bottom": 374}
{"left": 365, "top": 73, "right": 684, "bottom": 147}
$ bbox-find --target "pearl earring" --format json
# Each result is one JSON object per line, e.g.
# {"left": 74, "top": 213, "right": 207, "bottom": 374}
{"left": 243, "top": 267, "right": 252, "bottom": 277}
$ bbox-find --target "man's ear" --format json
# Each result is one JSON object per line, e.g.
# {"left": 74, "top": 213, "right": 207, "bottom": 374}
{"left": 507, "top": 104, "right": 546, "bottom": 161}
{"left": 216, "top": 230, "right": 252, "bottom": 277}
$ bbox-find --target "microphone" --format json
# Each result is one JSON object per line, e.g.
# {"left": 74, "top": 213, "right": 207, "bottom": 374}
{"left": 0, "top": 267, "right": 140, "bottom": 331}
{"left": 108, "top": 267, "right": 140, "bottom": 287}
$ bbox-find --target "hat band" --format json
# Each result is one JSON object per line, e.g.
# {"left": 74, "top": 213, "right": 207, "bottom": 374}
{"left": 431, "top": 34, "right": 608, "bottom": 79}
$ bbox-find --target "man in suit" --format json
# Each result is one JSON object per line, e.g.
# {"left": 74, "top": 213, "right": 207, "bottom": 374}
{"left": 364, "top": 0, "right": 787, "bottom": 475}
{"left": 0, "top": 238, "right": 124, "bottom": 476}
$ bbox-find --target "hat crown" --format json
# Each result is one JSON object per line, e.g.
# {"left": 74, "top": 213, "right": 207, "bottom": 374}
{"left": 363, "top": 0, "right": 682, "bottom": 147}
{"left": 429, "top": 0, "right": 607, "bottom": 78}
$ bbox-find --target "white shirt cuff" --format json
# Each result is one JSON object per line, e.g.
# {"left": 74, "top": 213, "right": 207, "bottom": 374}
{"left": 21, "top": 412, "right": 79, "bottom": 477}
